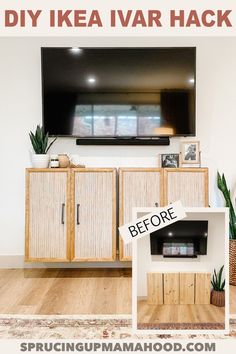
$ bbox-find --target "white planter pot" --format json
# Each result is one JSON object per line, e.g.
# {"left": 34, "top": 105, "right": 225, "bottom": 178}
{"left": 31, "top": 154, "right": 50, "bottom": 168}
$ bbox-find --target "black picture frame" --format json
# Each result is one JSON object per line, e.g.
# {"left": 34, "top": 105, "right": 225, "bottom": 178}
{"left": 161, "top": 154, "right": 179, "bottom": 168}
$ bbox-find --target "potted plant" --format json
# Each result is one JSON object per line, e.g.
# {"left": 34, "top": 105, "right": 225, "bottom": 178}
{"left": 211, "top": 265, "right": 225, "bottom": 307}
{"left": 29, "top": 125, "right": 57, "bottom": 168}
{"left": 217, "top": 172, "right": 236, "bottom": 286}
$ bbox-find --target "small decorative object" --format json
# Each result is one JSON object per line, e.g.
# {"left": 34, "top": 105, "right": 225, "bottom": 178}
{"left": 50, "top": 154, "right": 59, "bottom": 168}
{"left": 211, "top": 265, "right": 225, "bottom": 307}
{"left": 180, "top": 140, "right": 200, "bottom": 165}
{"left": 58, "top": 154, "right": 70, "bottom": 168}
{"left": 69, "top": 162, "right": 86, "bottom": 168}
{"left": 29, "top": 125, "right": 57, "bottom": 168}
{"left": 161, "top": 154, "right": 179, "bottom": 168}
{"left": 217, "top": 172, "right": 236, "bottom": 285}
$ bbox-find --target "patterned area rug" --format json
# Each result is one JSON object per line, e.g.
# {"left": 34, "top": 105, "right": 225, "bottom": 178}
{"left": 0, "top": 315, "right": 131, "bottom": 339}
{"left": 0, "top": 315, "right": 235, "bottom": 339}
{"left": 137, "top": 323, "right": 225, "bottom": 330}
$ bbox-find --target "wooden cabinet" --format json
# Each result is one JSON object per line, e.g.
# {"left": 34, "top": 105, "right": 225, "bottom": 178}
{"left": 25, "top": 168, "right": 116, "bottom": 262}
{"left": 119, "top": 168, "right": 208, "bottom": 261}
{"left": 195, "top": 273, "right": 211, "bottom": 304}
{"left": 26, "top": 167, "right": 209, "bottom": 263}
{"left": 147, "top": 272, "right": 211, "bottom": 305}
{"left": 164, "top": 273, "right": 179, "bottom": 304}
{"left": 164, "top": 168, "right": 208, "bottom": 207}
{"left": 119, "top": 168, "right": 163, "bottom": 261}
{"left": 71, "top": 169, "right": 116, "bottom": 261}
{"left": 147, "top": 273, "right": 163, "bottom": 305}
{"left": 25, "top": 169, "right": 71, "bottom": 262}
{"left": 179, "top": 273, "right": 195, "bottom": 304}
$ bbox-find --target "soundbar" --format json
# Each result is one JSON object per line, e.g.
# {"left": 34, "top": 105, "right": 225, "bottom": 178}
{"left": 76, "top": 137, "right": 170, "bottom": 146}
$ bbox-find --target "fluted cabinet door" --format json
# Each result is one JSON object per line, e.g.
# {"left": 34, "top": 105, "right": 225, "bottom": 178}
{"left": 164, "top": 168, "right": 208, "bottom": 207}
{"left": 72, "top": 169, "right": 116, "bottom": 261}
{"left": 119, "top": 169, "right": 163, "bottom": 261}
{"left": 25, "top": 170, "right": 70, "bottom": 262}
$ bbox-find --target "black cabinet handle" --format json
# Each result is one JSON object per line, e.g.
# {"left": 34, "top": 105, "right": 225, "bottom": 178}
{"left": 77, "top": 204, "right": 80, "bottom": 225}
{"left": 155, "top": 202, "right": 159, "bottom": 207}
{"left": 61, "top": 203, "right": 65, "bottom": 224}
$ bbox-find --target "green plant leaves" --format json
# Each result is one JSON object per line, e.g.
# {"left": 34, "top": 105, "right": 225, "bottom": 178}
{"left": 46, "top": 137, "right": 57, "bottom": 154}
{"left": 29, "top": 131, "right": 40, "bottom": 153}
{"left": 217, "top": 171, "right": 236, "bottom": 239}
{"left": 218, "top": 265, "right": 223, "bottom": 289}
{"left": 29, "top": 125, "right": 57, "bottom": 154}
{"left": 221, "top": 279, "right": 225, "bottom": 291}
{"left": 211, "top": 265, "right": 225, "bottom": 291}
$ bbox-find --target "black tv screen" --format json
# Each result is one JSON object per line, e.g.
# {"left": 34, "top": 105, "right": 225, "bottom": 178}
{"left": 41, "top": 47, "right": 196, "bottom": 139}
{"left": 150, "top": 220, "right": 208, "bottom": 257}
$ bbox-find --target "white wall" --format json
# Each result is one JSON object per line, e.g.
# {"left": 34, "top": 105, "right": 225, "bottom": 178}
{"left": 137, "top": 211, "right": 226, "bottom": 297}
{"left": 0, "top": 37, "right": 236, "bottom": 261}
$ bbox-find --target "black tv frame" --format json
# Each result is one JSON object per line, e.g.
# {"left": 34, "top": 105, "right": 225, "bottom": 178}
{"left": 41, "top": 47, "right": 196, "bottom": 145}
{"left": 150, "top": 220, "right": 208, "bottom": 258}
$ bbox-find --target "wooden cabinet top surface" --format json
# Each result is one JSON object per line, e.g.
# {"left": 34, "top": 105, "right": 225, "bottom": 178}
{"left": 119, "top": 167, "right": 208, "bottom": 172}
{"left": 26, "top": 167, "right": 208, "bottom": 173}
{"left": 147, "top": 271, "right": 211, "bottom": 274}
{"left": 26, "top": 168, "right": 117, "bottom": 172}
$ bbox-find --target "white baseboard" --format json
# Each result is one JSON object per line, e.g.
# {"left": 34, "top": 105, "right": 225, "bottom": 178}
{"left": 0, "top": 255, "right": 131, "bottom": 269}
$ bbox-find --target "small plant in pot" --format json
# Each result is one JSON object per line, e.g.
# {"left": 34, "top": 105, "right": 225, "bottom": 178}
{"left": 211, "top": 265, "right": 225, "bottom": 307}
{"left": 217, "top": 172, "right": 236, "bottom": 286}
{"left": 29, "top": 125, "right": 57, "bottom": 168}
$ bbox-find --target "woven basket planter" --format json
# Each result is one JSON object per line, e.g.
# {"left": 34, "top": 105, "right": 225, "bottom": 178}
{"left": 211, "top": 290, "right": 225, "bottom": 307}
{"left": 229, "top": 239, "right": 236, "bottom": 286}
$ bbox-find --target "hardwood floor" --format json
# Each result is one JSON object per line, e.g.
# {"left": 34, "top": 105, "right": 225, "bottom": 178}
{"left": 0, "top": 269, "right": 234, "bottom": 317}
{"left": 230, "top": 285, "right": 236, "bottom": 314}
{"left": 137, "top": 300, "right": 225, "bottom": 324}
{"left": 0, "top": 269, "right": 132, "bottom": 315}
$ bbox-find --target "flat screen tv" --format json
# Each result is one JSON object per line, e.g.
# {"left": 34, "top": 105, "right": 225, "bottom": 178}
{"left": 150, "top": 220, "right": 208, "bottom": 258}
{"left": 41, "top": 47, "right": 196, "bottom": 144}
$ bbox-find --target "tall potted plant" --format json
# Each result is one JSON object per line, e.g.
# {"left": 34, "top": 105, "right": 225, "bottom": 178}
{"left": 29, "top": 125, "right": 57, "bottom": 168}
{"left": 217, "top": 172, "right": 236, "bottom": 285}
{"left": 211, "top": 265, "right": 225, "bottom": 307}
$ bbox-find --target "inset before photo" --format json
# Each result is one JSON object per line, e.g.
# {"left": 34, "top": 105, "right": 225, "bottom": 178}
{"left": 133, "top": 208, "right": 229, "bottom": 333}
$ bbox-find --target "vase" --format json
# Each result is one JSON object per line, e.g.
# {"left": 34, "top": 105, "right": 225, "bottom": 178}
{"left": 229, "top": 239, "right": 236, "bottom": 286}
{"left": 58, "top": 154, "right": 70, "bottom": 168}
{"left": 31, "top": 154, "right": 50, "bottom": 168}
{"left": 211, "top": 290, "right": 225, "bottom": 307}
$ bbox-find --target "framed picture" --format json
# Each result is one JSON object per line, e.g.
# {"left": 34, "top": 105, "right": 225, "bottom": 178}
{"left": 180, "top": 141, "right": 200, "bottom": 164}
{"left": 161, "top": 154, "right": 179, "bottom": 168}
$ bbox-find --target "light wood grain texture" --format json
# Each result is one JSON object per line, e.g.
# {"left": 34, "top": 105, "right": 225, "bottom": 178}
{"left": 230, "top": 285, "right": 236, "bottom": 314}
{"left": 72, "top": 169, "right": 116, "bottom": 262}
{"left": 119, "top": 168, "right": 163, "bottom": 261}
{"left": 195, "top": 273, "right": 211, "bottom": 304}
{"left": 137, "top": 300, "right": 225, "bottom": 324}
{"left": 25, "top": 170, "right": 70, "bottom": 262}
{"left": 147, "top": 273, "right": 163, "bottom": 305}
{"left": 0, "top": 269, "right": 131, "bottom": 315}
{"left": 164, "top": 168, "right": 208, "bottom": 206}
{"left": 164, "top": 273, "right": 179, "bottom": 304}
{"left": 26, "top": 168, "right": 70, "bottom": 173}
{"left": 180, "top": 273, "right": 195, "bottom": 305}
